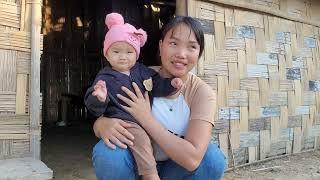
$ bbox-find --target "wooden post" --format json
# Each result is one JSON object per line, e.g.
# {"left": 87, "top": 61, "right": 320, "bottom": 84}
{"left": 176, "top": 0, "right": 187, "bottom": 16}
{"left": 30, "top": 0, "right": 42, "bottom": 159}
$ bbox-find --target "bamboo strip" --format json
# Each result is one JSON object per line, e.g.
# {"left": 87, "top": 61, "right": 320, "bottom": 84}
{"left": 20, "top": 0, "right": 26, "bottom": 31}
{"left": 16, "top": 74, "right": 28, "bottom": 114}
{"left": 214, "top": 21, "right": 225, "bottom": 49}
{"left": 0, "top": 49, "right": 17, "bottom": 92}
{"left": 245, "top": 39, "right": 256, "bottom": 64}
{"left": 0, "top": 134, "right": 28, "bottom": 140}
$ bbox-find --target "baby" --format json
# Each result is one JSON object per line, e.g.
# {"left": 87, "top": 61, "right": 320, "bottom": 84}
{"left": 84, "top": 13, "right": 182, "bottom": 180}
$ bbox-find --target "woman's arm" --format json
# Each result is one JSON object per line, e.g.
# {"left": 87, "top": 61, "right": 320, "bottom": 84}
{"left": 118, "top": 82, "right": 214, "bottom": 171}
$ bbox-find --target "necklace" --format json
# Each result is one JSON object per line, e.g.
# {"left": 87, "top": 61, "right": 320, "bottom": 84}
{"left": 161, "top": 94, "right": 181, "bottom": 112}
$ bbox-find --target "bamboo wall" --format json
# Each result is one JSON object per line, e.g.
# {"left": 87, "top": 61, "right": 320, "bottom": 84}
{"left": 188, "top": 0, "right": 320, "bottom": 168}
{"left": 0, "top": 0, "right": 42, "bottom": 159}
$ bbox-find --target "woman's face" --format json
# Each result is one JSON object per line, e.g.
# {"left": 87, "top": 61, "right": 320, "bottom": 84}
{"left": 159, "top": 23, "right": 200, "bottom": 80}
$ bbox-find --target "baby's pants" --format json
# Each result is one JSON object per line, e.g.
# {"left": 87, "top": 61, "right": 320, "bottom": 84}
{"left": 126, "top": 121, "right": 157, "bottom": 175}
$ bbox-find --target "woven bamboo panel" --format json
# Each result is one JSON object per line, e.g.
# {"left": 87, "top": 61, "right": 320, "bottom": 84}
{"left": 0, "top": 30, "right": 43, "bottom": 52}
{"left": 0, "top": 92, "right": 15, "bottom": 112}
{"left": 0, "top": 1, "right": 20, "bottom": 29}
{"left": 189, "top": 0, "right": 320, "bottom": 168}
{"left": 0, "top": 49, "right": 16, "bottom": 92}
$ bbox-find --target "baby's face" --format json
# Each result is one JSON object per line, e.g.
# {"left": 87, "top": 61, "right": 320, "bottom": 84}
{"left": 105, "top": 42, "right": 137, "bottom": 73}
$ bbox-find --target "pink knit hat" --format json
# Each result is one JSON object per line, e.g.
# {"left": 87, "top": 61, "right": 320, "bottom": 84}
{"left": 103, "top": 13, "right": 147, "bottom": 59}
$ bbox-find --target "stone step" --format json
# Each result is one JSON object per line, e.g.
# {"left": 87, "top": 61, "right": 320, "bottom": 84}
{"left": 0, "top": 157, "right": 53, "bottom": 180}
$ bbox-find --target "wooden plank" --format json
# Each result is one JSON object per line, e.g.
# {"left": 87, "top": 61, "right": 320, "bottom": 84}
{"left": 248, "top": 146, "right": 257, "bottom": 163}
{"left": 309, "top": 80, "right": 320, "bottom": 91}
{"left": 235, "top": 26, "right": 255, "bottom": 39}
{"left": 228, "top": 63, "right": 240, "bottom": 90}
{"left": 286, "top": 68, "right": 301, "bottom": 80}
{"left": 247, "top": 64, "right": 268, "bottom": 79}
{"left": 271, "top": 117, "right": 281, "bottom": 143}
{"left": 215, "top": 50, "right": 237, "bottom": 63}
{"left": 279, "top": 128, "right": 294, "bottom": 142}
{"left": 294, "top": 80, "right": 302, "bottom": 105}
{"left": 255, "top": 28, "right": 265, "bottom": 52}
{"left": 288, "top": 91, "right": 296, "bottom": 115}
{"left": 196, "top": 18, "right": 214, "bottom": 34}
{"left": 218, "top": 107, "right": 240, "bottom": 120}
{"left": 275, "top": 32, "right": 291, "bottom": 44}
{"left": 0, "top": 125, "right": 29, "bottom": 134}
{"left": 249, "top": 117, "right": 271, "bottom": 131}
{"left": 259, "top": 79, "right": 270, "bottom": 105}
{"left": 265, "top": 41, "right": 285, "bottom": 54}
{"left": 280, "top": 80, "right": 294, "bottom": 91}
{"left": 203, "top": 62, "right": 228, "bottom": 76}
{"left": 268, "top": 141, "right": 286, "bottom": 157}
{"left": 260, "top": 106, "right": 281, "bottom": 118}
{"left": 16, "top": 74, "right": 28, "bottom": 114}
{"left": 302, "top": 91, "right": 316, "bottom": 105}
{"left": 224, "top": 7, "right": 234, "bottom": 27}
{"left": 256, "top": 52, "right": 278, "bottom": 65}
{"left": 230, "top": 120, "right": 240, "bottom": 149}
{"left": 0, "top": 30, "right": 31, "bottom": 52}
{"left": 304, "top": 37, "right": 317, "bottom": 48}
{"left": 240, "top": 106, "right": 248, "bottom": 131}
{"left": 0, "top": 134, "right": 28, "bottom": 139}
{"left": 0, "top": 49, "right": 17, "bottom": 92}
{"left": 0, "top": 1, "right": 20, "bottom": 28}
{"left": 234, "top": 9, "right": 264, "bottom": 28}
{"left": 227, "top": 90, "right": 248, "bottom": 106}
{"left": 240, "top": 131, "right": 260, "bottom": 147}
{"left": 292, "top": 56, "right": 305, "bottom": 68}
{"left": 296, "top": 48, "right": 313, "bottom": 58}
{"left": 214, "top": 4, "right": 225, "bottom": 22}
{"left": 214, "top": 21, "right": 225, "bottom": 49}
{"left": 284, "top": 44, "right": 293, "bottom": 67}
{"left": 263, "top": 15, "right": 270, "bottom": 41}
{"left": 280, "top": 106, "right": 289, "bottom": 128}
{"left": 195, "top": 1, "right": 215, "bottom": 20}
{"left": 240, "top": 78, "right": 259, "bottom": 91}
{"left": 226, "top": 37, "right": 245, "bottom": 50}
{"left": 295, "top": 106, "right": 310, "bottom": 115}
{"left": 237, "top": 50, "right": 246, "bottom": 79}
{"left": 0, "top": 92, "right": 16, "bottom": 112}
{"left": 269, "top": 65, "right": 280, "bottom": 91}
{"left": 288, "top": 115, "right": 302, "bottom": 128}
{"left": 204, "top": 34, "right": 215, "bottom": 64}
{"left": 278, "top": 54, "right": 287, "bottom": 80}
{"left": 249, "top": 91, "right": 260, "bottom": 119}
{"left": 0, "top": 115, "right": 29, "bottom": 125}
{"left": 270, "top": 92, "right": 287, "bottom": 106}
{"left": 245, "top": 39, "right": 256, "bottom": 64}
{"left": 217, "top": 76, "right": 228, "bottom": 106}
{"left": 218, "top": 133, "right": 229, "bottom": 161}
{"left": 260, "top": 130, "right": 271, "bottom": 160}
{"left": 17, "top": 52, "right": 31, "bottom": 74}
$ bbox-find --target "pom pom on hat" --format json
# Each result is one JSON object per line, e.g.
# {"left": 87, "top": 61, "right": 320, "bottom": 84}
{"left": 105, "top": 13, "right": 124, "bottom": 29}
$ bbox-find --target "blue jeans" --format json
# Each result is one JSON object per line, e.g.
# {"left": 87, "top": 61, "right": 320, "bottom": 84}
{"left": 92, "top": 140, "right": 226, "bottom": 180}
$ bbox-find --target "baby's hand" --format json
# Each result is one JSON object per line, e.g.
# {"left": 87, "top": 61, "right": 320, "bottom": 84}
{"left": 92, "top": 80, "right": 108, "bottom": 102}
{"left": 171, "top": 78, "right": 184, "bottom": 90}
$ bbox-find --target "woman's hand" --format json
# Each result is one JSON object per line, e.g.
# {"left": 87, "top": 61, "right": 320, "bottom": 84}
{"left": 93, "top": 116, "right": 135, "bottom": 149}
{"left": 117, "top": 82, "right": 153, "bottom": 124}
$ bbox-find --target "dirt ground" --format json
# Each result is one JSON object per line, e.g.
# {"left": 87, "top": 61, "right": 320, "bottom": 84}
{"left": 41, "top": 125, "right": 320, "bottom": 180}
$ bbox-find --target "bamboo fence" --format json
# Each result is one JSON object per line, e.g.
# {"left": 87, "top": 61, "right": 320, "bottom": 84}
{"left": 187, "top": 0, "right": 320, "bottom": 168}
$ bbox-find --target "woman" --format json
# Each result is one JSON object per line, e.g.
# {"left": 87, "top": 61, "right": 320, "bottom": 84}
{"left": 92, "top": 16, "right": 226, "bottom": 180}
